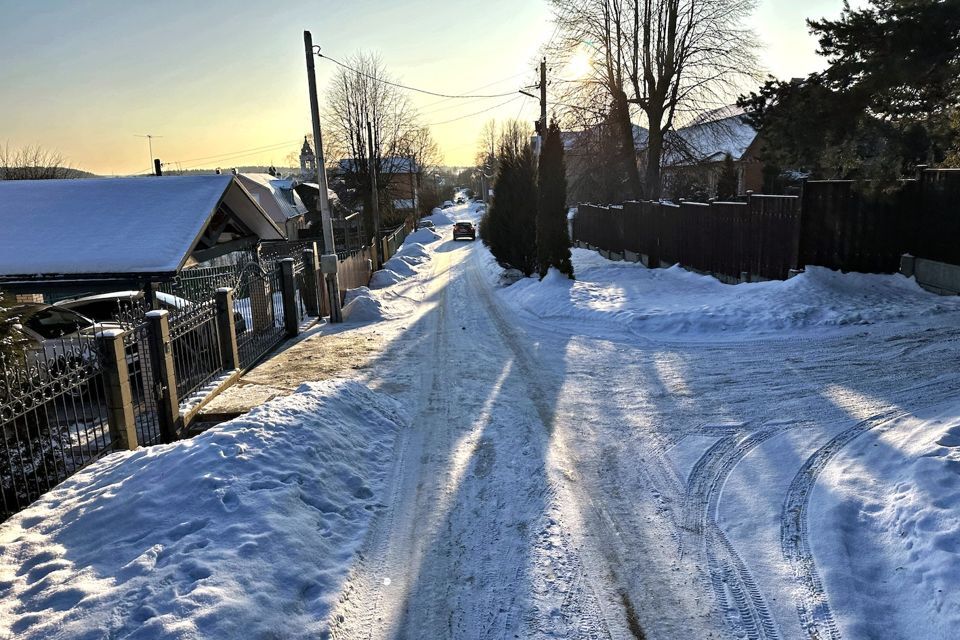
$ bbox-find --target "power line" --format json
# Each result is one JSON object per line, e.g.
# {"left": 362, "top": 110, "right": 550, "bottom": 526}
{"left": 175, "top": 139, "right": 302, "bottom": 165}
{"left": 315, "top": 49, "right": 519, "bottom": 100}
{"left": 426, "top": 96, "right": 523, "bottom": 126}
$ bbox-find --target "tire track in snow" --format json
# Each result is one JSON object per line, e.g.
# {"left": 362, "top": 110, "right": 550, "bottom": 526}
{"left": 682, "top": 424, "right": 796, "bottom": 640}
{"left": 778, "top": 372, "right": 960, "bottom": 640}
{"left": 779, "top": 410, "right": 902, "bottom": 640}
{"left": 464, "top": 260, "right": 619, "bottom": 639}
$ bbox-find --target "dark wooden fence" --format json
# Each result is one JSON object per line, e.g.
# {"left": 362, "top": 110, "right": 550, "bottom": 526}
{"left": 573, "top": 168, "right": 960, "bottom": 281}
{"left": 575, "top": 195, "right": 801, "bottom": 281}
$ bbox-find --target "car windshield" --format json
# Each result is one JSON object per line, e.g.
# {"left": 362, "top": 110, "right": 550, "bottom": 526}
{"left": 63, "top": 297, "right": 138, "bottom": 322}
{"left": 22, "top": 307, "right": 94, "bottom": 339}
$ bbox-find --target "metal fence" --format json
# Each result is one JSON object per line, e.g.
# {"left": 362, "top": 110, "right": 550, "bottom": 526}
{"left": 236, "top": 261, "right": 287, "bottom": 370}
{"left": 169, "top": 301, "right": 223, "bottom": 402}
{"left": 0, "top": 242, "right": 325, "bottom": 521}
{"left": 1, "top": 336, "right": 114, "bottom": 519}
{"left": 122, "top": 322, "right": 163, "bottom": 446}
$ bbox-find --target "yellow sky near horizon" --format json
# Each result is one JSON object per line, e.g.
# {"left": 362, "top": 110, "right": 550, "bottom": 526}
{"left": 0, "top": 0, "right": 863, "bottom": 176}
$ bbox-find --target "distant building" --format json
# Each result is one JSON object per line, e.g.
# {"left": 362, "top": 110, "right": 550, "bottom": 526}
{"left": 235, "top": 173, "right": 308, "bottom": 240}
{"left": 648, "top": 106, "right": 763, "bottom": 200}
{"left": 335, "top": 157, "right": 419, "bottom": 216}
{"left": 299, "top": 137, "right": 316, "bottom": 176}
{"left": 563, "top": 106, "right": 763, "bottom": 203}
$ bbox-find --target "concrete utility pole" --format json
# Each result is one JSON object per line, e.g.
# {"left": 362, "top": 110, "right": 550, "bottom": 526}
{"left": 366, "top": 119, "right": 382, "bottom": 269}
{"left": 303, "top": 30, "right": 342, "bottom": 323}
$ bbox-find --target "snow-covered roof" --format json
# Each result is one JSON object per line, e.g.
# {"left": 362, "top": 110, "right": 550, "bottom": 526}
{"left": 236, "top": 173, "right": 309, "bottom": 224}
{"left": 562, "top": 124, "right": 649, "bottom": 152}
{"left": 336, "top": 157, "right": 418, "bottom": 175}
{"left": 660, "top": 108, "right": 758, "bottom": 166}
{"left": 0, "top": 175, "right": 284, "bottom": 278}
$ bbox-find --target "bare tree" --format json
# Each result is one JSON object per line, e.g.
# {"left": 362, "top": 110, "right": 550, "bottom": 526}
{"left": 0, "top": 143, "right": 77, "bottom": 180}
{"left": 548, "top": 0, "right": 758, "bottom": 199}
{"left": 323, "top": 52, "right": 424, "bottom": 233}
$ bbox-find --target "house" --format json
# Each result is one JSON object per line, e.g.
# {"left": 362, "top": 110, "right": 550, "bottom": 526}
{"left": 334, "top": 157, "right": 420, "bottom": 216}
{"left": 651, "top": 106, "right": 763, "bottom": 200}
{"left": 235, "top": 172, "right": 308, "bottom": 240}
{"left": 0, "top": 175, "right": 284, "bottom": 300}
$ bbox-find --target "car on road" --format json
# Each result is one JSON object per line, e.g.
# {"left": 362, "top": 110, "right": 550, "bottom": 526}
{"left": 452, "top": 220, "right": 476, "bottom": 241}
{"left": 456, "top": 197, "right": 466, "bottom": 204}
{"left": 417, "top": 220, "right": 435, "bottom": 230}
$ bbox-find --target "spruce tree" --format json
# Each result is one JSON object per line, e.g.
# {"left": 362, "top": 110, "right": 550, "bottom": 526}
{"left": 482, "top": 141, "right": 539, "bottom": 276}
{"left": 537, "top": 122, "right": 574, "bottom": 278}
{"left": 716, "top": 153, "right": 739, "bottom": 200}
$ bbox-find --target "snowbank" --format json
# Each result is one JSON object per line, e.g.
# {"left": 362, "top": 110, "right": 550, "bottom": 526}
{"left": 368, "top": 231, "right": 439, "bottom": 291}
{"left": 342, "top": 287, "right": 390, "bottom": 322}
{"left": 499, "top": 248, "right": 960, "bottom": 340}
{"left": 0, "top": 380, "right": 405, "bottom": 639}
{"left": 404, "top": 227, "right": 442, "bottom": 245}
{"left": 812, "top": 402, "right": 960, "bottom": 638}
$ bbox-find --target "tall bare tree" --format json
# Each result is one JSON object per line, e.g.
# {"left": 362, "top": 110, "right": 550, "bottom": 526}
{"left": 324, "top": 52, "right": 423, "bottom": 231}
{"left": 0, "top": 143, "right": 77, "bottom": 180}
{"left": 548, "top": 0, "right": 758, "bottom": 199}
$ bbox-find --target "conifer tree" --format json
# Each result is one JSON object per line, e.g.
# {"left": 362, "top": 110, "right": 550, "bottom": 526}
{"left": 716, "top": 153, "right": 739, "bottom": 200}
{"left": 481, "top": 140, "right": 538, "bottom": 276}
{"left": 537, "top": 122, "right": 574, "bottom": 279}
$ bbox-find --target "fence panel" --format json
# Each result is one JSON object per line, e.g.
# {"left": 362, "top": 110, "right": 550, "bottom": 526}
{"left": 917, "top": 169, "right": 960, "bottom": 265}
{"left": 169, "top": 301, "right": 224, "bottom": 401}
{"left": 1, "top": 336, "right": 114, "bottom": 520}
{"left": 236, "top": 263, "right": 287, "bottom": 370}
{"left": 799, "top": 181, "right": 911, "bottom": 273}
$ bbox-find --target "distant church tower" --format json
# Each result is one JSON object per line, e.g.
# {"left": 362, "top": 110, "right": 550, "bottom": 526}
{"left": 299, "top": 136, "right": 316, "bottom": 176}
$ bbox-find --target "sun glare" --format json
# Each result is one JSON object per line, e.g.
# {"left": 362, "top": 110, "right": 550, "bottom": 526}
{"left": 566, "top": 49, "right": 593, "bottom": 79}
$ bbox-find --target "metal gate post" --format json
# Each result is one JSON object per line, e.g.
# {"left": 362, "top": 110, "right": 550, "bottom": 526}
{"left": 97, "top": 329, "right": 139, "bottom": 451}
{"left": 279, "top": 258, "right": 300, "bottom": 337}
{"left": 146, "top": 310, "right": 181, "bottom": 443}
{"left": 215, "top": 287, "right": 241, "bottom": 370}
{"left": 302, "top": 248, "right": 321, "bottom": 317}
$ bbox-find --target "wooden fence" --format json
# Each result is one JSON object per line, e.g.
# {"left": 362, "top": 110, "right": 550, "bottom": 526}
{"left": 575, "top": 195, "right": 801, "bottom": 281}
{"left": 573, "top": 168, "right": 960, "bottom": 281}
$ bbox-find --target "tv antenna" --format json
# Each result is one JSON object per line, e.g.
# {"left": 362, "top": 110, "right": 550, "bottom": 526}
{"left": 135, "top": 134, "right": 163, "bottom": 171}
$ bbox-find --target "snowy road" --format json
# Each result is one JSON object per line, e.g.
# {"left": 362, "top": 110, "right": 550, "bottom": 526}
{"left": 330, "top": 207, "right": 960, "bottom": 640}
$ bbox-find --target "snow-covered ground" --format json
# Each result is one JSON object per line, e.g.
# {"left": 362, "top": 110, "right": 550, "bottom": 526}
{"left": 4, "top": 199, "right": 960, "bottom": 639}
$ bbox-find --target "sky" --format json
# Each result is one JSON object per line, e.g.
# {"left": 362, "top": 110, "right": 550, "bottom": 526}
{"left": 0, "top": 0, "right": 865, "bottom": 175}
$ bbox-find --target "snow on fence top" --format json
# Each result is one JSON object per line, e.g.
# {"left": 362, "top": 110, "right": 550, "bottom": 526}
{"left": 0, "top": 175, "right": 283, "bottom": 278}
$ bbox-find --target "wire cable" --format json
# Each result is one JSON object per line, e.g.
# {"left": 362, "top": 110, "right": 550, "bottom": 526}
{"left": 316, "top": 49, "right": 519, "bottom": 100}
{"left": 426, "top": 96, "right": 524, "bottom": 126}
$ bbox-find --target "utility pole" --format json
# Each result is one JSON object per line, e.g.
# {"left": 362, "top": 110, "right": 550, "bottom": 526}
{"left": 303, "top": 31, "right": 342, "bottom": 322}
{"left": 366, "top": 119, "right": 382, "bottom": 269}
{"left": 539, "top": 57, "right": 547, "bottom": 136}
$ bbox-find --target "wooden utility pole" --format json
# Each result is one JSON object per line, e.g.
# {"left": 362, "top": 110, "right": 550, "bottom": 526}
{"left": 303, "top": 30, "right": 342, "bottom": 322}
{"left": 539, "top": 57, "right": 547, "bottom": 136}
{"left": 366, "top": 119, "right": 382, "bottom": 269}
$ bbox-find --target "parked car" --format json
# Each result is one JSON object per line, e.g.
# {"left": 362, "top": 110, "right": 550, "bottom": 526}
{"left": 57, "top": 290, "right": 247, "bottom": 333}
{"left": 456, "top": 197, "right": 466, "bottom": 204}
{"left": 453, "top": 220, "right": 476, "bottom": 241}
{"left": 0, "top": 304, "right": 127, "bottom": 380}
{"left": 441, "top": 200, "right": 455, "bottom": 209}
{"left": 417, "top": 220, "right": 436, "bottom": 230}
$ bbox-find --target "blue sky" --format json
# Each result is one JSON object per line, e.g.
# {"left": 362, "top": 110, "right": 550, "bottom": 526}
{"left": 0, "top": 1, "right": 861, "bottom": 174}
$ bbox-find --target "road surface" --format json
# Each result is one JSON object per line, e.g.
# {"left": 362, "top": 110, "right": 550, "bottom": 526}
{"left": 327, "top": 218, "right": 960, "bottom": 640}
